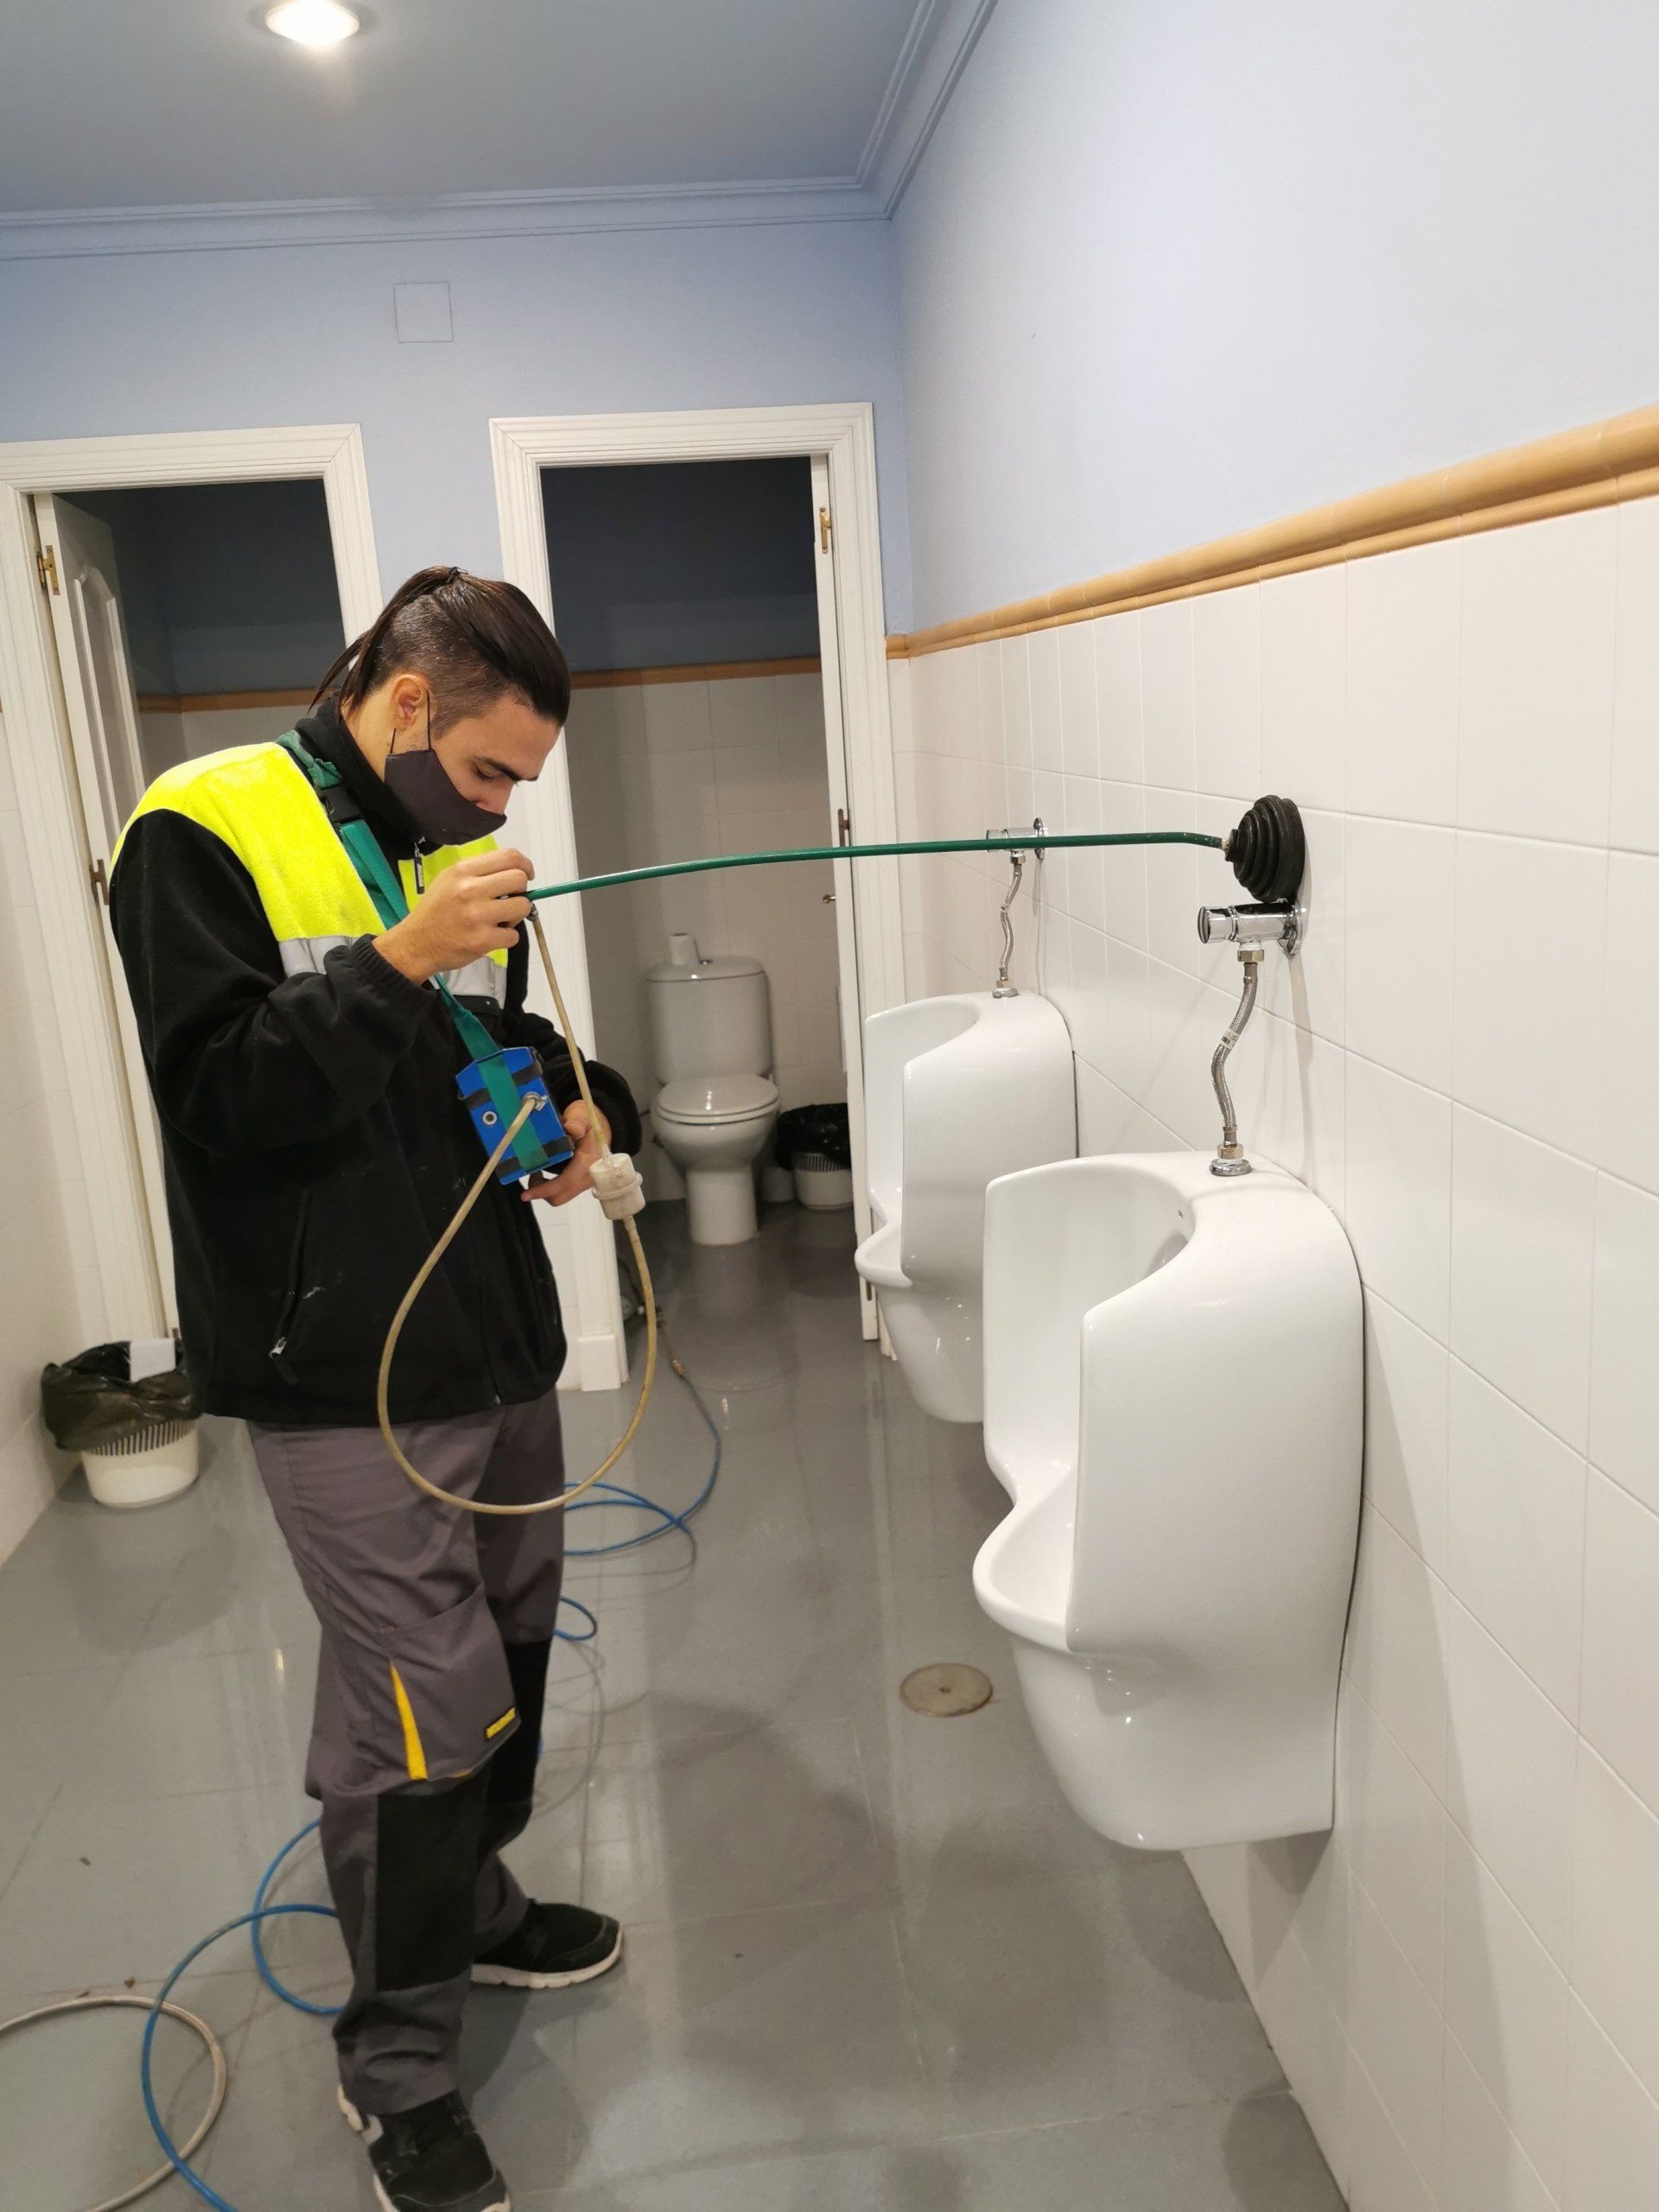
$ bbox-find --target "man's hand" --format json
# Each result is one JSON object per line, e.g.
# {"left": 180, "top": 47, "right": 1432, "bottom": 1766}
{"left": 374, "top": 849, "right": 534, "bottom": 984}
{"left": 520, "top": 1100, "right": 611, "bottom": 1208}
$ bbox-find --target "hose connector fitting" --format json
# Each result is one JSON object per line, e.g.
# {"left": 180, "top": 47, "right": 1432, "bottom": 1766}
{"left": 590, "top": 1152, "right": 647, "bottom": 1221}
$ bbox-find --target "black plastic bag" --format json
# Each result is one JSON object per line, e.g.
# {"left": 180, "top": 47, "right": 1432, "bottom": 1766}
{"left": 774, "top": 1103, "right": 852, "bottom": 1170}
{"left": 40, "top": 1342, "right": 199, "bottom": 1453}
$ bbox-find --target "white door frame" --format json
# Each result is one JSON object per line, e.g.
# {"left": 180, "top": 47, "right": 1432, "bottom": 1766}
{"left": 491, "top": 404, "right": 904, "bottom": 1382}
{"left": 0, "top": 425, "right": 380, "bottom": 1341}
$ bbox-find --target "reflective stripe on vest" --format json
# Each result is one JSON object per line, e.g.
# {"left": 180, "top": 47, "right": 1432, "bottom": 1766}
{"left": 277, "top": 937, "right": 507, "bottom": 1007}
{"left": 117, "top": 741, "right": 510, "bottom": 986}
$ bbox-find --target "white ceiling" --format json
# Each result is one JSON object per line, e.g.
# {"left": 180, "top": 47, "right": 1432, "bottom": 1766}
{"left": 0, "top": 0, "right": 963, "bottom": 218}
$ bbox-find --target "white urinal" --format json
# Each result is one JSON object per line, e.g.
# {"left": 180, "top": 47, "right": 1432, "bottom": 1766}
{"left": 975, "top": 1152, "right": 1361, "bottom": 1850}
{"left": 855, "top": 994, "right": 1076, "bottom": 1422}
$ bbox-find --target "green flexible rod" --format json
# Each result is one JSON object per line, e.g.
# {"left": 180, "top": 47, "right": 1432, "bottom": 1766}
{"left": 530, "top": 828, "right": 1224, "bottom": 902}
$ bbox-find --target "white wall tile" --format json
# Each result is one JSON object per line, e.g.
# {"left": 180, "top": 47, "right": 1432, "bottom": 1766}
{"left": 1344, "top": 817, "right": 1456, "bottom": 1095}
{"left": 1571, "top": 1745, "right": 1659, "bottom": 2103}
{"left": 1192, "top": 582, "right": 1262, "bottom": 800}
{"left": 1262, "top": 563, "right": 1347, "bottom": 813}
{"left": 1351, "top": 1880, "right": 1446, "bottom": 2189}
{"left": 1563, "top": 1995, "right": 1659, "bottom": 2212}
{"left": 1346, "top": 538, "right": 1461, "bottom": 826}
{"left": 1027, "top": 626, "right": 1062, "bottom": 773}
{"left": 1057, "top": 620, "right": 1099, "bottom": 779}
{"left": 1258, "top": 804, "right": 1345, "bottom": 1046}
{"left": 1363, "top": 1294, "right": 1450, "bottom": 1577}
{"left": 1446, "top": 1600, "right": 1578, "bottom": 1966}
{"left": 1144, "top": 787, "right": 1201, "bottom": 976}
{"left": 1453, "top": 832, "right": 1606, "bottom": 1160}
{"left": 1444, "top": 1824, "right": 1570, "bottom": 2195}
{"left": 1458, "top": 508, "right": 1617, "bottom": 847}
{"left": 1599, "top": 852, "right": 1659, "bottom": 1196}
{"left": 1000, "top": 634, "right": 1033, "bottom": 769}
{"left": 895, "top": 508, "right": 1659, "bottom": 2210}
{"left": 975, "top": 639, "right": 1005, "bottom": 761}
{"left": 1588, "top": 1173, "right": 1659, "bottom": 1515}
{"left": 1348, "top": 1507, "right": 1449, "bottom": 1793}
{"left": 1095, "top": 611, "right": 1144, "bottom": 784}
{"left": 1611, "top": 497, "right": 1659, "bottom": 857}
{"left": 1100, "top": 779, "right": 1148, "bottom": 949}
{"left": 712, "top": 672, "right": 780, "bottom": 750}
{"left": 1344, "top": 1688, "right": 1447, "bottom": 1999}
{"left": 1441, "top": 2031, "right": 1559, "bottom": 2212}
{"left": 1450, "top": 1109, "right": 1596, "bottom": 1450}
{"left": 641, "top": 677, "right": 714, "bottom": 753}
{"left": 1101, "top": 939, "right": 1153, "bottom": 1100}
{"left": 1346, "top": 2048, "right": 1438, "bottom": 2212}
{"left": 1346, "top": 1058, "right": 1453, "bottom": 1338}
{"left": 1140, "top": 597, "right": 1197, "bottom": 791}
{"left": 1230, "top": 1013, "right": 1345, "bottom": 1211}
{"left": 1447, "top": 1361, "right": 1587, "bottom": 1719}
{"left": 1579, "top": 1471, "right": 1659, "bottom": 1821}
{"left": 1062, "top": 775, "right": 1105, "bottom": 932}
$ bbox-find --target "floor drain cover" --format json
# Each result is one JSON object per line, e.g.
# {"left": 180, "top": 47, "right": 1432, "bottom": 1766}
{"left": 899, "top": 1662, "right": 994, "bottom": 1717}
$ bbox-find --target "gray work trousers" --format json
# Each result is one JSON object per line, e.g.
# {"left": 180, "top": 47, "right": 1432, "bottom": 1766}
{"left": 249, "top": 1387, "right": 566, "bottom": 2114}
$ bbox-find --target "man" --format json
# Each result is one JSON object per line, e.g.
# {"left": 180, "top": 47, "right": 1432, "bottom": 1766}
{"left": 111, "top": 567, "right": 638, "bottom": 2212}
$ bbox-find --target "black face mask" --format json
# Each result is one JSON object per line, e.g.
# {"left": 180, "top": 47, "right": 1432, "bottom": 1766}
{"left": 383, "top": 701, "right": 508, "bottom": 847}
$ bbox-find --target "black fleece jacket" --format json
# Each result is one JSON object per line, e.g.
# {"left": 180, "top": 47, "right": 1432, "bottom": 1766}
{"left": 109, "top": 703, "right": 639, "bottom": 1426}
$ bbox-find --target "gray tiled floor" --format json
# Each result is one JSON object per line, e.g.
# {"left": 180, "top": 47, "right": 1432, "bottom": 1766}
{"left": 0, "top": 1204, "right": 1342, "bottom": 2210}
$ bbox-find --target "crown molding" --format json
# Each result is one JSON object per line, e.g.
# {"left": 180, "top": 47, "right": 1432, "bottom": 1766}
{"left": 0, "top": 175, "right": 887, "bottom": 264}
{"left": 0, "top": 0, "right": 996, "bottom": 263}
{"left": 859, "top": 0, "right": 1000, "bottom": 213}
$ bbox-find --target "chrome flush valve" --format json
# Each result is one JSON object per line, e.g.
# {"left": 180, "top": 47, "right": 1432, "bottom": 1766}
{"left": 1198, "top": 794, "right": 1309, "bottom": 1178}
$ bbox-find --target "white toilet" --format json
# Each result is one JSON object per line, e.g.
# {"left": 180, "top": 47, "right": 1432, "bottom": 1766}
{"left": 975, "top": 1151, "right": 1362, "bottom": 1850}
{"left": 645, "top": 936, "right": 779, "bottom": 1247}
{"left": 855, "top": 992, "right": 1077, "bottom": 1422}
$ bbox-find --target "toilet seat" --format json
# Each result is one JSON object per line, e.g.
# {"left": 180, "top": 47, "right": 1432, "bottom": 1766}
{"left": 653, "top": 1073, "right": 779, "bottom": 1126}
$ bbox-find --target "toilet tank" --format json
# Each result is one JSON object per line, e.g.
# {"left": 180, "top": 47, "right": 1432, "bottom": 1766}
{"left": 645, "top": 950, "right": 772, "bottom": 1083}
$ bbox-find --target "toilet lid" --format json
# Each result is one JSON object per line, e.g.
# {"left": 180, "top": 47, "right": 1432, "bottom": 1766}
{"left": 654, "top": 1074, "right": 779, "bottom": 1125}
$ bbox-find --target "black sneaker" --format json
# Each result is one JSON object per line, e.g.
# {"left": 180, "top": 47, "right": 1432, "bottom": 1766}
{"left": 472, "top": 1900, "right": 623, "bottom": 1990}
{"left": 338, "top": 2087, "right": 510, "bottom": 2212}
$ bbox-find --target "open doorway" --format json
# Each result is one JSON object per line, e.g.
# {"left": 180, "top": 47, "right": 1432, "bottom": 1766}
{"left": 0, "top": 426, "right": 379, "bottom": 1342}
{"left": 493, "top": 404, "right": 901, "bottom": 1378}
{"left": 33, "top": 479, "right": 345, "bottom": 1328}
{"left": 546, "top": 458, "right": 849, "bottom": 1241}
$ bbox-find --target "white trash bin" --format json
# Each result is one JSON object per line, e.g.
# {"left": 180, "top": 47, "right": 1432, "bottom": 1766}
{"left": 41, "top": 1337, "right": 200, "bottom": 1510}
{"left": 791, "top": 1151, "right": 855, "bottom": 1211}
{"left": 83, "top": 1421, "right": 200, "bottom": 1510}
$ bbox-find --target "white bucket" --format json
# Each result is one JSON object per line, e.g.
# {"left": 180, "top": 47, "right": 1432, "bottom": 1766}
{"left": 82, "top": 1421, "right": 200, "bottom": 1510}
{"left": 791, "top": 1153, "right": 855, "bottom": 1211}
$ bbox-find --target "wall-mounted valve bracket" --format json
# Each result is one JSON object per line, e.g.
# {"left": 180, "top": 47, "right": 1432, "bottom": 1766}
{"left": 1200, "top": 793, "right": 1307, "bottom": 1177}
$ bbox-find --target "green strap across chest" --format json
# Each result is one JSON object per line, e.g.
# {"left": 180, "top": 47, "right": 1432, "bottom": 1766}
{"left": 272, "top": 734, "right": 527, "bottom": 1136}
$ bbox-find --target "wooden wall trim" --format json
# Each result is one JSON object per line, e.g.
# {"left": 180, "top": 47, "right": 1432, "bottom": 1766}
{"left": 135, "top": 659, "right": 823, "bottom": 713}
{"left": 137, "top": 688, "right": 313, "bottom": 713}
{"left": 887, "top": 400, "right": 1659, "bottom": 658}
{"left": 570, "top": 655, "right": 822, "bottom": 690}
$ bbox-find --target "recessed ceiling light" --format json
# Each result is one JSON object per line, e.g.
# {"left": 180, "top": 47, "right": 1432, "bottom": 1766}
{"left": 265, "top": 1, "right": 360, "bottom": 48}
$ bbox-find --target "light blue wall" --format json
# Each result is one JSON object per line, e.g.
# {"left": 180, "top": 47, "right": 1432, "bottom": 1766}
{"left": 0, "top": 219, "right": 912, "bottom": 625}
{"left": 894, "top": 0, "right": 1659, "bottom": 628}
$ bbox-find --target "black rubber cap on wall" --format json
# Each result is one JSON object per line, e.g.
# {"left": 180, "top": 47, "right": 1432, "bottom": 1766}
{"left": 1224, "top": 795, "right": 1306, "bottom": 902}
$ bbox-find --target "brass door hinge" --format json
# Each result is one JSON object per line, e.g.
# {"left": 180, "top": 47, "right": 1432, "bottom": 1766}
{"left": 89, "top": 856, "right": 109, "bottom": 906}
{"left": 818, "top": 505, "right": 832, "bottom": 553}
{"left": 37, "top": 544, "right": 60, "bottom": 594}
